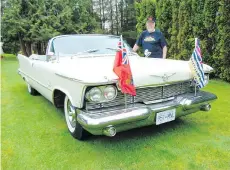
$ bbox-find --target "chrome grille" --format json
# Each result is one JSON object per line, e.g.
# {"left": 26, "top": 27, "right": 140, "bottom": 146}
{"left": 134, "top": 86, "right": 162, "bottom": 102}
{"left": 85, "top": 81, "right": 191, "bottom": 110}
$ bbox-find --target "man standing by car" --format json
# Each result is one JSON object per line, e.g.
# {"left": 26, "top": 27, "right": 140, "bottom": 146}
{"left": 133, "top": 16, "right": 167, "bottom": 59}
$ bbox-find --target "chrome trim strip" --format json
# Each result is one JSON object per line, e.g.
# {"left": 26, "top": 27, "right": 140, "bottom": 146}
{"left": 19, "top": 70, "right": 52, "bottom": 91}
{"left": 55, "top": 73, "right": 117, "bottom": 85}
{"left": 136, "top": 79, "right": 192, "bottom": 89}
{"left": 143, "top": 97, "right": 175, "bottom": 104}
{"left": 55, "top": 73, "right": 83, "bottom": 82}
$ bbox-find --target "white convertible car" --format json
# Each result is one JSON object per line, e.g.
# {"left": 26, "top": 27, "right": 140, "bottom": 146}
{"left": 18, "top": 34, "right": 217, "bottom": 140}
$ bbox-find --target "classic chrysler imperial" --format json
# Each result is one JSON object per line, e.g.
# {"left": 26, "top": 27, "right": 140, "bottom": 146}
{"left": 17, "top": 34, "right": 217, "bottom": 140}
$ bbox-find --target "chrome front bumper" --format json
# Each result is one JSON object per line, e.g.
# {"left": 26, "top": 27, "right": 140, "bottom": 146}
{"left": 77, "top": 91, "right": 217, "bottom": 136}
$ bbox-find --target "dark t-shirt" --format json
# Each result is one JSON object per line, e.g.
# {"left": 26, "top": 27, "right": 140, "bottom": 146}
{"left": 136, "top": 30, "right": 167, "bottom": 58}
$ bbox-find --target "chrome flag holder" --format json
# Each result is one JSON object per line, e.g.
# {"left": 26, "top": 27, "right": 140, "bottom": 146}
{"left": 124, "top": 93, "right": 127, "bottom": 110}
{"left": 118, "top": 34, "right": 136, "bottom": 111}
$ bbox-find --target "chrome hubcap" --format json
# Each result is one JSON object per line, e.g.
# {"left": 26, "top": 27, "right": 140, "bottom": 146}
{"left": 67, "top": 100, "right": 76, "bottom": 128}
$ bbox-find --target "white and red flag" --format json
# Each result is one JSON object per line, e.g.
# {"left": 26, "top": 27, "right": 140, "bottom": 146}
{"left": 113, "top": 35, "right": 136, "bottom": 96}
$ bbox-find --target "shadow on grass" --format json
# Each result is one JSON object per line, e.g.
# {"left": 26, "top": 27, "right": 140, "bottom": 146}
{"left": 15, "top": 82, "right": 197, "bottom": 145}
{"left": 28, "top": 90, "right": 195, "bottom": 144}
{"left": 89, "top": 118, "right": 192, "bottom": 143}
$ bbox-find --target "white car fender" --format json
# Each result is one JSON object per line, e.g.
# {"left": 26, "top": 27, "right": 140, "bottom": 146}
{"left": 52, "top": 86, "right": 75, "bottom": 107}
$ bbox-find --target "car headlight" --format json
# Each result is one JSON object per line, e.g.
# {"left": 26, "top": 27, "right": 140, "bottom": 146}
{"left": 86, "top": 85, "right": 117, "bottom": 102}
{"left": 103, "top": 86, "right": 117, "bottom": 100}
{"left": 87, "top": 87, "right": 102, "bottom": 102}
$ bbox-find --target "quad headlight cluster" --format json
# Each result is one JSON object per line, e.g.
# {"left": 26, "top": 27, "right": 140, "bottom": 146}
{"left": 85, "top": 85, "right": 117, "bottom": 102}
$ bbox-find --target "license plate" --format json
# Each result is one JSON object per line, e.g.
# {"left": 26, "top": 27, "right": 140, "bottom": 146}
{"left": 156, "top": 109, "right": 176, "bottom": 125}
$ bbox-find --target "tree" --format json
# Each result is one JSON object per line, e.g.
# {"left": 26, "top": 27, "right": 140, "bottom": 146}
{"left": 214, "top": 0, "right": 230, "bottom": 81}
{"left": 1, "top": 0, "right": 20, "bottom": 54}
{"left": 191, "top": 0, "right": 205, "bottom": 39}
{"left": 108, "top": 0, "right": 114, "bottom": 34}
{"left": 155, "top": 0, "right": 172, "bottom": 42}
{"left": 168, "top": 0, "right": 180, "bottom": 59}
{"left": 135, "top": 0, "right": 156, "bottom": 35}
{"left": 115, "top": 0, "right": 119, "bottom": 35}
{"left": 202, "top": 0, "right": 219, "bottom": 65}
{"left": 2, "top": 0, "right": 100, "bottom": 56}
{"left": 2, "top": 0, "right": 32, "bottom": 56}
{"left": 176, "top": 0, "right": 193, "bottom": 60}
{"left": 124, "top": 0, "right": 136, "bottom": 32}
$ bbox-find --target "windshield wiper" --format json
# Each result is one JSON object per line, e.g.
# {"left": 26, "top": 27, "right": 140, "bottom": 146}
{"left": 106, "top": 47, "right": 137, "bottom": 55}
{"left": 72, "top": 49, "right": 99, "bottom": 57}
{"left": 83, "top": 49, "right": 99, "bottom": 53}
{"left": 106, "top": 47, "right": 119, "bottom": 51}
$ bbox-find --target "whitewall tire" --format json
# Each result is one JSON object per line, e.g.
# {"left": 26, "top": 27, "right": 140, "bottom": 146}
{"left": 64, "top": 95, "right": 90, "bottom": 140}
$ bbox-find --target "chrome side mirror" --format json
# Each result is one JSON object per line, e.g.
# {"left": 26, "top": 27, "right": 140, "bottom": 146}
{"left": 47, "top": 52, "right": 54, "bottom": 56}
{"left": 46, "top": 52, "right": 55, "bottom": 61}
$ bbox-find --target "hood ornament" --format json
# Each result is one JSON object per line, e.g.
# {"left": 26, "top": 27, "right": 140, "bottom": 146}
{"left": 150, "top": 73, "right": 176, "bottom": 82}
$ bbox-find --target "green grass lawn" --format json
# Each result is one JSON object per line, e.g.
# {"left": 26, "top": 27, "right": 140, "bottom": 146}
{"left": 1, "top": 58, "right": 230, "bottom": 170}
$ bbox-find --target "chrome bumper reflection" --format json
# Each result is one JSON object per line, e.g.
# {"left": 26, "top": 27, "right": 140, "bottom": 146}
{"left": 77, "top": 91, "right": 217, "bottom": 136}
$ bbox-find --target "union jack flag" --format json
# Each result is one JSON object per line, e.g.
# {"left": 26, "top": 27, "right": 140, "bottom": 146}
{"left": 118, "top": 39, "right": 128, "bottom": 65}
{"left": 189, "top": 38, "right": 205, "bottom": 88}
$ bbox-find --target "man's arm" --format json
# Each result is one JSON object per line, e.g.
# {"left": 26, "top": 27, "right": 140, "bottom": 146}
{"left": 160, "top": 32, "right": 167, "bottom": 59}
{"left": 162, "top": 46, "right": 167, "bottom": 59}
{"left": 133, "top": 32, "right": 143, "bottom": 52}
{"left": 133, "top": 44, "right": 139, "bottom": 52}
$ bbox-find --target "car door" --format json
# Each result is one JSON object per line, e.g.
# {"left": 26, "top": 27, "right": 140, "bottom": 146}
{"left": 30, "top": 55, "right": 53, "bottom": 102}
{"left": 18, "top": 54, "right": 38, "bottom": 89}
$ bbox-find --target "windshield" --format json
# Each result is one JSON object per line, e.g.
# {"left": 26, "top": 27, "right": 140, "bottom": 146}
{"left": 52, "top": 35, "right": 133, "bottom": 55}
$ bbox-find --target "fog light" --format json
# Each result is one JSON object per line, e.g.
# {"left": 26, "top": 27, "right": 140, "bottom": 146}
{"left": 200, "top": 104, "right": 211, "bottom": 111}
{"left": 103, "top": 126, "right": 116, "bottom": 137}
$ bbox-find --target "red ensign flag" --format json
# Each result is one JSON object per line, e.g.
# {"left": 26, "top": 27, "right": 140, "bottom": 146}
{"left": 113, "top": 36, "right": 136, "bottom": 96}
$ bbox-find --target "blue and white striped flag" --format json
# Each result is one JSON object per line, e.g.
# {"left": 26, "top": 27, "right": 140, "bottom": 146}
{"left": 189, "top": 38, "right": 205, "bottom": 88}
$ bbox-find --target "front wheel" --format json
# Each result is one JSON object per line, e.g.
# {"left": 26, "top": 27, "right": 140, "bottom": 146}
{"left": 64, "top": 96, "right": 90, "bottom": 140}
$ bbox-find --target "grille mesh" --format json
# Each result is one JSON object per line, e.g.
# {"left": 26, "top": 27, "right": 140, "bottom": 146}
{"left": 85, "top": 81, "right": 191, "bottom": 110}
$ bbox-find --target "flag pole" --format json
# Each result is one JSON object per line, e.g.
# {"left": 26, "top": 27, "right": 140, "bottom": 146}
{"left": 124, "top": 93, "right": 127, "bottom": 110}
{"left": 195, "top": 81, "right": 197, "bottom": 97}
{"left": 121, "top": 35, "right": 127, "bottom": 110}
{"left": 195, "top": 37, "right": 198, "bottom": 47}
{"left": 194, "top": 38, "right": 198, "bottom": 97}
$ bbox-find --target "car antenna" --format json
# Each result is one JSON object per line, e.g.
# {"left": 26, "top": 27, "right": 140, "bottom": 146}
{"left": 57, "top": 52, "right": 60, "bottom": 63}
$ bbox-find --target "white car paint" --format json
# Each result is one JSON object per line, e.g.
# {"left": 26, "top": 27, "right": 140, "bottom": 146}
{"left": 17, "top": 52, "right": 213, "bottom": 109}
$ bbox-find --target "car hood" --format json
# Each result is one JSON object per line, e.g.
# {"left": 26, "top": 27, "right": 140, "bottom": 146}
{"left": 54, "top": 55, "right": 212, "bottom": 87}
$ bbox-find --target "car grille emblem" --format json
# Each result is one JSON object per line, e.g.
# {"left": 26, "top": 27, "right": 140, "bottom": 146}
{"left": 150, "top": 73, "right": 176, "bottom": 82}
